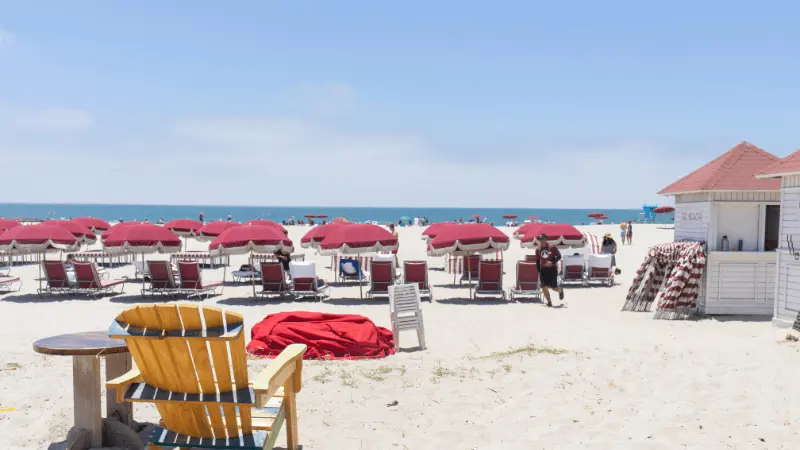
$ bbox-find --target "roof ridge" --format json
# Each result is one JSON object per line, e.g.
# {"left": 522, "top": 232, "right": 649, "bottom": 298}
{"left": 703, "top": 143, "right": 747, "bottom": 190}
{"left": 657, "top": 148, "right": 734, "bottom": 194}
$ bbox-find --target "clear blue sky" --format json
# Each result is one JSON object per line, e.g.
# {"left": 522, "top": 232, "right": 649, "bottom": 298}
{"left": 1, "top": 1, "right": 799, "bottom": 207}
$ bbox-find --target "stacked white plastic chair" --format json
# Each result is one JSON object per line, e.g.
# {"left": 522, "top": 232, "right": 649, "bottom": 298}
{"left": 388, "top": 284, "right": 427, "bottom": 350}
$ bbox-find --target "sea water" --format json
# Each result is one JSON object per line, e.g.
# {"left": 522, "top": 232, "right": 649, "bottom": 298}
{"left": 0, "top": 203, "right": 673, "bottom": 225}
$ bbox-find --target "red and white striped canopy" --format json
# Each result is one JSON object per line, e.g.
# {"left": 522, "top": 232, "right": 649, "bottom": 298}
{"left": 209, "top": 225, "right": 293, "bottom": 255}
{"left": 427, "top": 223, "right": 509, "bottom": 256}
{"left": 318, "top": 224, "right": 398, "bottom": 255}
{"left": 0, "top": 224, "right": 81, "bottom": 252}
{"left": 103, "top": 223, "right": 182, "bottom": 254}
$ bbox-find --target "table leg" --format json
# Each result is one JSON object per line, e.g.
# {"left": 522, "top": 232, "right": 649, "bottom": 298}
{"left": 73, "top": 355, "right": 102, "bottom": 448}
{"left": 105, "top": 353, "right": 133, "bottom": 426}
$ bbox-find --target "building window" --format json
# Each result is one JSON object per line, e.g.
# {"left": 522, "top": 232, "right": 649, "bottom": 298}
{"left": 765, "top": 205, "right": 780, "bottom": 251}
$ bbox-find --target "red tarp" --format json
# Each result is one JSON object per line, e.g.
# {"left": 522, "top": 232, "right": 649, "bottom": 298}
{"left": 247, "top": 311, "right": 395, "bottom": 360}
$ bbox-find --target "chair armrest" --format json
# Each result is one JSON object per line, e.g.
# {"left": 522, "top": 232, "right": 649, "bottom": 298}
{"left": 106, "top": 368, "right": 143, "bottom": 404}
{"left": 252, "top": 344, "right": 307, "bottom": 407}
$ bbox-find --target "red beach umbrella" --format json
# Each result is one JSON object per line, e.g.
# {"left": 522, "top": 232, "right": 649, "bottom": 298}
{"left": 471, "top": 214, "right": 482, "bottom": 219}
{"left": 245, "top": 220, "right": 287, "bottom": 234}
{"left": 304, "top": 214, "right": 316, "bottom": 219}
{"left": 196, "top": 221, "right": 243, "bottom": 242}
{"left": 41, "top": 220, "right": 97, "bottom": 244}
{"left": 101, "top": 221, "right": 147, "bottom": 240}
{"left": 502, "top": 214, "right": 517, "bottom": 219}
{"left": 587, "top": 212, "right": 605, "bottom": 219}
{"left": 164, "top": 218, "right": 203, "bottom": 237}
{"left": 301, "top": 222, "right": 352, "bottom": 249}
{"left": 528, "top": 216, "right": 539, "bottom": 220}
{"left": 514, "top": 222, "right": 541, "bottom": 239}
{"left": 427, "top": 223, "right": 509, "bottom": 257}
{"left": 318, "top": 224, "right": 398, "bottom": 255}
{"left": 71, "top": 217, "right": 110, "bottom": 233}
{"left": 0, "top": 218, "right": 21, "bottom": 232}
{"left": 209, "top": 225, "right": 293, "bottom": 255}
{"left": 0, "top": 224, "right": 81, "bottom": 252}
{"left": 654, "top": 206, "right": 675, "bottom": 214}
{"left": 316, "top": 214, "right": 329, "bottom": 219}
{"left": 520, "top": 223, "right": 586, "bottom": 248}
{"left": 103, "top": 223, "right": 182, "bottom": 254}
{"left": 596, "top": 215, "right": 609, "bottom": 220}
{"left": 421, "top": 222, "right": 458, "bottom": 241}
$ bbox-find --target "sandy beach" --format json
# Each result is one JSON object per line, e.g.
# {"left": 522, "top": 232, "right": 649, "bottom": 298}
{"left": 2, "top": 223, "right": 799, "bottom": 449}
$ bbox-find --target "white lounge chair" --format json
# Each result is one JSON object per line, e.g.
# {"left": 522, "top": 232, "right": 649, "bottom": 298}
{"left": 560, "top": 254, "right": 586, "bottom": 285}
{"left": 290, "top": 261, "right": 330, "bottom": 300}
{"left": 587, "top": 254, "right": 614, "bottom": 286}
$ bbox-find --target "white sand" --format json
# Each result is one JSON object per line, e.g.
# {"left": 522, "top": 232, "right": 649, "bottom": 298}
{"left": 1, "top": 224, "right": 799, "bottom": 449}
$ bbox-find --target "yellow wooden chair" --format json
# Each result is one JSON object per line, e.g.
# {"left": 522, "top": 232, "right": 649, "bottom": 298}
{"left": 106, "top": 304, "right": 306, "bottom": 450}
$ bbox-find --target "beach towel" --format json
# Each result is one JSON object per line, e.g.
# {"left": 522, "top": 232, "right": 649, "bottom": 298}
{"left": 247, "top": 311, "right": 395, "bottom": 360}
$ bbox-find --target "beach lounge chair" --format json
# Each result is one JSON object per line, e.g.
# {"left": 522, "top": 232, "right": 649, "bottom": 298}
{"left": 133, "top": 260, "right": 149, "bottom": 279}
{"left": 338, "top": 258, "right": 364, "bottom": 283}
{"left": 508, "top": 261, "right": 541, "bottom": 302}
{"left": 39, "top": 261, "right": 73, "bottom": 297}
{"left": 459, "top": 254, "right": 481, "bottom": 284}
{"left": 367, "top": 260, "right": 394, "bottom": 299}
{"left": 389, "top": 284, "right": 427, "bottom": 350}
{"left": 473, "top": 260, "right": 506, "bottom": 300}
{"left": 524, "top": 254, "right": 538, "bottom": 263}
{"left": 560, "top": 254, "right": 586, "bottom": 285}
{"left": 403, "top": 260, "right": 433, "bottom": 301}
{"left": 73, "top": 261, "right": 126, "bottom": 298}
{"left": 290, "top": 261, "right": 330, "bottom": 300}
{"left": 257, "top": 261, "right": 290, "bottom": 298}
{"left": 587, "top": 254, "right": 614, "bottom": 286}
{"left": 177, "top": 260, "right": 223, "bottom": 299}
{"left": 0, "top": 275, "right": 20, "bottom": 293}
{"left": 142, "top": 260, "right": 180, "bottom": 297}
{"left": 106, "top": 304, "right": 307, "bottom": 450}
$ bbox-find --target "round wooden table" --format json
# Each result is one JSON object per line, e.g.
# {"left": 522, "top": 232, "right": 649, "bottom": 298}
{"left": 33, "top": 331, "right": 133, "bottom": 448}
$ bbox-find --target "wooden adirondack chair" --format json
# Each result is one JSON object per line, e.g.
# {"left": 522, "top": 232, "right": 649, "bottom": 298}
{"left": 106, "top": 304, "right": 307, "bottom": 450}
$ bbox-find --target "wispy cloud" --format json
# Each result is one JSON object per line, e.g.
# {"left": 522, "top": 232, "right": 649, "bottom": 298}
{"left": 279, "top": 83, "right": 358, "bottom": 115}
{"left": 0, "top": 27, "right": 15, "bottom": 48}
{"left": 12, "top": 108, "right": 94, "bottom": 132}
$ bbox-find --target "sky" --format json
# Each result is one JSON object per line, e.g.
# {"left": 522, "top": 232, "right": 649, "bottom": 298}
{"left": 2, "top": 1, "right": 800, "bottom": 208}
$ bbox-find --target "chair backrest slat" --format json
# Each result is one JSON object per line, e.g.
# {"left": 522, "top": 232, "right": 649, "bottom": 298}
{"left": 148, "top": 261, "right": 176, "bottom": 289}
{"left": 73, "top": 262, "right": 100, "bottom": 288}
{"left": 478, "top": 260, "right": 502, "bottom": 289}
{"left": 43, "top": 261, "right": 69, "bottom": 288}
{"left": 403, "top": 261, "right": 428, "bottom": 290}
{"left": 370, "top": 261, "right": 393, "bottom": 292}
{"left": 178, "top": 261, "right": 203, "bottom": 289}
{"left": 112, "top": 304, "right": 248, "bottom": 439}
{"left": 260, "top": 261, "right": 286, "bottom": 291}
{"left": 516, "top": 261, "right": 539, "bottom": 290}
{"left": 389, "top": 284, "right": 421, "bottom": 314}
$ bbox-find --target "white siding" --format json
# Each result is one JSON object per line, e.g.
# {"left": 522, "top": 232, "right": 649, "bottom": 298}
{"left": 774, "top": 252, "right": 800, "bottom": 326}
{"left": 703, "top": 252, "right": 776, "bottom": 315}
{"left": 779, "top": 187, "right": 800, "bottom": 251}
{"left": 675, "top": 193, "right": 710, "bottom": 203}
{"left": 709, "top": 191, "right": 780, "bottom": 202}
{"left": 674, "top": 201, "right": 710, "bottom": 243}
{"left": 782, "top": 175, "right": 800, "bottom": 189}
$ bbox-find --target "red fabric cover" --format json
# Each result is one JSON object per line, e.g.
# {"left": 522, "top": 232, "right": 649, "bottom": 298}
{"left": 502, "top": 214, "right": 517, "bottom": 219}
{"left": 247, "top": 312, "right": 395, "bottom": 360}
{"left": 165, "top": 218, "right": 203, "bottom": 233}
{"left": 319, "top": 224, "right": 397, "bottom": 251}
{"left": 101, "top": 221, "right": 147, "bottom": 239}
{"left": 71, "top": 217, "right": 110, "bottom": 232}
{"left": 654, "top": 206, "right": 675, "bottom": 214}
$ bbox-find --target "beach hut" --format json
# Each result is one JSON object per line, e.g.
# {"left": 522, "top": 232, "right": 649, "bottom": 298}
{"left": 656, "top": 141, "right": 781, "bottom": 316}
{"left": 755, "top": 149, "right": 800, "bottom": 326}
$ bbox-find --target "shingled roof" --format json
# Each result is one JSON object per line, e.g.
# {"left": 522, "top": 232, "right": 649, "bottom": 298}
{"left": 658, "top": 141, "right": 781, "bottom": 195}
{"left": 756, "top": 148, "right": 800, "bottom": 179}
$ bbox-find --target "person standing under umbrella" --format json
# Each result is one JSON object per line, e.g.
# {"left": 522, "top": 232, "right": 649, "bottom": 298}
{"left": 536, "top": 233, "right": 564, "bottom": 307}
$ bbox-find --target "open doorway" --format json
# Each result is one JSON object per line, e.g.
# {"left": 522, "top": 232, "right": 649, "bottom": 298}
{"left": 765, "top": 205, "right": 780, "bottom": 251}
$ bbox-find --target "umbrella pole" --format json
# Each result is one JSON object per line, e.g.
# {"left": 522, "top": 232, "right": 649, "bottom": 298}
{"left": 251, "top": 251, "right": 256, "bottom": 298}
{"left": 38, "top": 251, "right": 43, "bottom": 292}
{"left": 467, "top": 253, "right": 473, "bottom": 298}
{"left": 358, "top": 252, "right": 363, "bottom": 299}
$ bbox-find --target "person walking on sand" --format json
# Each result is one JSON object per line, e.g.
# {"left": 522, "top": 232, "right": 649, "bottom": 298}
{"left": 199, "top": 211, "right": 204, "bottom": 223}
{"left": 619, "top": 222, "right": 627, "bottom": 246}
{"left": 535, "top": 233, "right": 564, "bottom": 307}
{"left": 626, "top": 220, "right": 633, "bottom": 245}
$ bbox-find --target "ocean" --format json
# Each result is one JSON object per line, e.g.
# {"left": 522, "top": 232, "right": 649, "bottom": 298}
{"left": 0, "top": 203, "right": 673, "bottom": 225}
